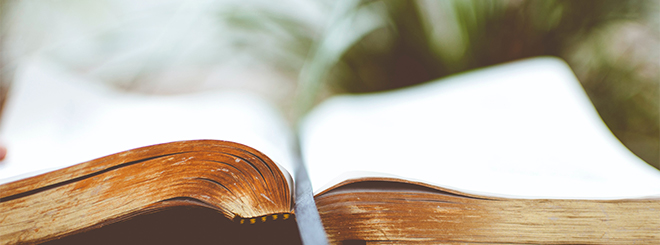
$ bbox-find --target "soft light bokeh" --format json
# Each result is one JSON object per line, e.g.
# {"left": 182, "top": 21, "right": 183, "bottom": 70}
{"left": 0, "top": 0, "right": 657, "bottom": 169}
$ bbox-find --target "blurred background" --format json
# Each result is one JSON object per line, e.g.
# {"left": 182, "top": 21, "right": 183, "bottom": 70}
{"left": 0, "top": 0, "right": 657, "bottom": 169}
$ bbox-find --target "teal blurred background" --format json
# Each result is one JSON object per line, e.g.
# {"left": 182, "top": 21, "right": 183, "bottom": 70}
{"left": 0, "top": 0, "right": 657, "bottom": 169}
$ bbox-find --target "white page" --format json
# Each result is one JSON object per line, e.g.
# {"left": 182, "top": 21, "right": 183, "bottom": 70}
{"left": 300, "top": 57, "right": 660, "bottom": 199}
{"left": 0, "top": 58, "right": 296, "bottom": 184}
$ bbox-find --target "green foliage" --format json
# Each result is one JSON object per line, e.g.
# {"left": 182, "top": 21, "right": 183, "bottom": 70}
{"left": 221, "top": 0, "right": 659, "bottom": 168}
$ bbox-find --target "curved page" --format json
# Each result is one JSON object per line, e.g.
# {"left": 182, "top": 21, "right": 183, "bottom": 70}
{"left": 0, "top": 58, "right": 296, "bottom": 184}
{"left": 300, "top": 57, "right": 660, "bottom": 199}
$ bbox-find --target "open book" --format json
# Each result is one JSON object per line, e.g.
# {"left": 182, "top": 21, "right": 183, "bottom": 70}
{"left": 1, "top": 57, "right": 659, "bottom": 244}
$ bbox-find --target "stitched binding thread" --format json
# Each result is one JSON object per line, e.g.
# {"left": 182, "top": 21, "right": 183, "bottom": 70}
{"left": 235, "top": 213, "right": 292, "bottom": 224}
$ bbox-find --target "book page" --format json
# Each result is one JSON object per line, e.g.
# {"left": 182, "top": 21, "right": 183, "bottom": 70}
{"left": 0, "top": 58, "right": 297, "bottom": 184}
{"left": 300, "top": 57, "right": 660, "bottom": 199}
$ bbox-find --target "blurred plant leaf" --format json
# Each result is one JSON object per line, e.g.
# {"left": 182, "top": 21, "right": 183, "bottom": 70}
{"left": 218, "top": 0, "right": 659, "bottom": 169}
{"left": 295, "top": 0, "right": 389, "bottom": 117}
